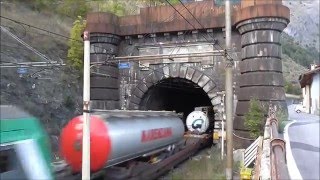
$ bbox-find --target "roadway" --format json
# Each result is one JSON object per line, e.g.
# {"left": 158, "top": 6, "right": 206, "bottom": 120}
{"left": 285, "top": 105, "right": 320, "bottom": 180}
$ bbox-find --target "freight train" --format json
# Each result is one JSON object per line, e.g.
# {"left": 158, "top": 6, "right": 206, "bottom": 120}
{"left": 60, "top": 108, "right": 214, "bottom": 179}
{"left": 0, "top": 105, "right": 53, "bottom": 180}
{"left": 0, "top": 104, "right": 214, "bottom": 180}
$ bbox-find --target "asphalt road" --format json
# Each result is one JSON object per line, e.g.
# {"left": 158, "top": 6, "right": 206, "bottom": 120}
{"left": 287, "top": 105, "right": 320, "bottom": 180}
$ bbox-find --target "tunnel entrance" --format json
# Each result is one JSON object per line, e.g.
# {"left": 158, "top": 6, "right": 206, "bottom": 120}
{"left": 139, "top": 78, "right": 212, "bottom": 121}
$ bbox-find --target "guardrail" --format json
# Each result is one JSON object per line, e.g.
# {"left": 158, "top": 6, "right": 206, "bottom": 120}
{"left": 255, "top": 105, "right": 290, "bottom": 180}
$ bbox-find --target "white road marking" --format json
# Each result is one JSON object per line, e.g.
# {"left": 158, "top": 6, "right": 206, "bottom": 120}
{"left": 284, "top": 120, "right": 303, "bottom": 180}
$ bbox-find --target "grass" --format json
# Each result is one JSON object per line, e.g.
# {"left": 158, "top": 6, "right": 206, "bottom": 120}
{"left": 276, "top": 109, "right": 290, "bottom": 134}
{"left": 166, "top": 147, "right": 227, "bottom": 180}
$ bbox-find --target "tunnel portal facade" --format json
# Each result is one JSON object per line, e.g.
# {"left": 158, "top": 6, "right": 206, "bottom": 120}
{"left": 86, "top": 0, "right": 290, "bottom": 147}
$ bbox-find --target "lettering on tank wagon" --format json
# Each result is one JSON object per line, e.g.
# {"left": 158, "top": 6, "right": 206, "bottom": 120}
{"left": 141, "top": 127, "right": 173, "bottom": 142}
{"left": 192, "top": 119, "right": 204, "bottom": 129}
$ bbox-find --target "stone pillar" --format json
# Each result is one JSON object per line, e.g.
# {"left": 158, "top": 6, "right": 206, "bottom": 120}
{"left": 90, "top": 33, "right": 121, "bottom": 109}
{"left": 234, "top": 18, "right": 288, "bottom": 147}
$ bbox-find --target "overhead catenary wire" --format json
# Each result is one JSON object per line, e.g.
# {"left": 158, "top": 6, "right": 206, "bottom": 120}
{"left": 0, "top": 15, "right": 109, "bottom": 52}
{"left": 164, "top": 0, "right": 234, "bottom": 62}
{"left": 1, "top": 4, "right": 222, "bottom": 88}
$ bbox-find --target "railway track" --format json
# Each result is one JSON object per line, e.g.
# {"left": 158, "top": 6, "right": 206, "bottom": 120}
{"left": 53, "top": 134, "right": 212, "bottom": 180}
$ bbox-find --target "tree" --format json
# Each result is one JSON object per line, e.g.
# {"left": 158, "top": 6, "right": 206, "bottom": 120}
{"left": 244, "top": 98, "right": 266, "bottom": 138}
{"left": 57, "top": 0, "right": 91, "bottom": 19}
{"left": 96, "top": 1, "right": 127, "bottom": 16}
{"left": 67, "top": 16, "right": 86, "bottom": 71}
{"left": 285, "top": 81, "right": 302, "bottom": 95}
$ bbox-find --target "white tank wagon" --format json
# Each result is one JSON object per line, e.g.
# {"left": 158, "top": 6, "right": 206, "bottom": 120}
{"left": 186, "top": 106, "right": 215, "bottom": 134}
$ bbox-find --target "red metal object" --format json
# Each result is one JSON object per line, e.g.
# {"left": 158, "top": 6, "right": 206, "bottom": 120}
{"left": 60, "top": 115, "right": 111, "bottom": 172}
{"left": 267, "top": 112, "right": 290, "bottom": 180}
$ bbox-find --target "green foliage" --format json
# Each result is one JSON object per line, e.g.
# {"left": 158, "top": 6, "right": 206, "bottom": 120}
{"left": 276, "top": 109, "right": 288, "bottom": 134}
{"left": 137, "top": 0, "right": 180, "bottom": 6}
{"left": 282, "top": 33, "right": 320, "bottom": 68}
{"left": 56, "top": 0, "right": 91, "bottom": 19}
{"left": 244, "top": 98, "right": 266, "bottom": 138}
{"left": 67, "top": 16, "right": 86, "bottom": 71}
{"left": 284, "top": 81, "right": 302, "bottom": 95}
{"left": 169, "top": 147, "right": 226, "bottom": 179}
{"left": 96, "top": 1, "right": 126, "bottom": 16}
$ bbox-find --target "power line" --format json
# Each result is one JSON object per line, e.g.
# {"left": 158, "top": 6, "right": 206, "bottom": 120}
{"left": 177, "top": 0, "right": 234, "bottom": 61}
{"left": 165, "top": 0, "right": 234, "bottom": 61}
{"left": 1, "top": 25, "right": 52, "bottom": 62}
{"left": 0, "top": 15, "right": 109, "bottom": 52}
{"left": 0, "top": 10, "right": 219, "bottom": 92}
{"left": 0, "top": 16, "right": 74, "bottom": 41}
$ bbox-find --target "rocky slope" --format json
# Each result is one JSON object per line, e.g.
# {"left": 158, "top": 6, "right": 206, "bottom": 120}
{"left": 283, "top": 0, "right": 320, "bottom": 51}
{"left": 1, "top": 2, "right": 82, "bottom": 158}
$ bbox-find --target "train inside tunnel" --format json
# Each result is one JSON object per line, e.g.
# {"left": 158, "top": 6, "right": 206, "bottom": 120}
{"left": 139, "top": 77, "right": 213, "bottom": 122}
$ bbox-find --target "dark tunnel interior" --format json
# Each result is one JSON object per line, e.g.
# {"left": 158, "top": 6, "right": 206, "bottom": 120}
{"left": 139, "top": 78, "right": 212, "bottom": 122}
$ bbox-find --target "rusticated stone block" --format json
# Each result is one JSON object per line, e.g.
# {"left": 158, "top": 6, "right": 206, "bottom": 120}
{"left": 91, "top": 89, "right": 119, "bottom": 100}
{"left": 238, "top": 72, "right": 284, "bottom": 87}
{"left": 240, "top": 58, "right": 282, "bottom": 73}
{"left": 91, "top": 77, "right": 118, "bottom": 88}
{"left": 241, "top": 43, "right": 281, "bottom": 59}
{"left": 238, "top": 86, "right": 286, "bottom": 101}
{"left": 241, "top": 30, "right": 281, "bottom": 46}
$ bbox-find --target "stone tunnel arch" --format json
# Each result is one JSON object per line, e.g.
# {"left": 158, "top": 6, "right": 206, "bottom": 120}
{"left": 128, "top": 64, "right": 222, "bottom": 118}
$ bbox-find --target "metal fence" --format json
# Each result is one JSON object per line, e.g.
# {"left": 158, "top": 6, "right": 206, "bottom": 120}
{"left": 255, "top": 105, "right": 290, "bottom": 180}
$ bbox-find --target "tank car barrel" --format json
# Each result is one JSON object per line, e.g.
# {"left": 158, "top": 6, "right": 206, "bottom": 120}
{"left": 60, "top": 111, "right": 184, "bottom": 173}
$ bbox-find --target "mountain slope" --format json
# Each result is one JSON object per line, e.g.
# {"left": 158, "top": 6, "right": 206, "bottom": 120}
{"left": 283, "top": 0, "right": 320, "bottom": 51}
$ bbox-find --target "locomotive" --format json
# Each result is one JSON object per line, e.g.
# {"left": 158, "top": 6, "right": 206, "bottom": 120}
{"left": 0, "top": 105, "right": 53, "bottom": 180}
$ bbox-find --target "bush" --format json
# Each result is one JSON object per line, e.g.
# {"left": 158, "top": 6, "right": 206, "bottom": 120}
{"left": 67, "top": 16, "right": 86, "bottom": 71}
{"left": 276, "top": 109, "right": 288, "bottom": 134}
{"left": 244, "top": 98, "right": 266, "bottom": 138}
{"left": 285, "top": 81, "right": 302, "bottom": 95}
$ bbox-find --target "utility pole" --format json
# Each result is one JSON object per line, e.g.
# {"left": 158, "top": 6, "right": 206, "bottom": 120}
{"left": 82, "top": 31, "right": 91, "bottom": 180}
{"left": 224, "top": 0, "right": 233, "bottom": 179}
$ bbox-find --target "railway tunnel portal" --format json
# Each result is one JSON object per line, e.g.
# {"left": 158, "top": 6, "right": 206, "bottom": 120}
{"left": 85, "top": 0, "right": 290, "bottom": 148}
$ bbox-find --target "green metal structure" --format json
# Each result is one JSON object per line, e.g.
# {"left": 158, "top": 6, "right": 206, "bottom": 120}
{"left": 0, "top": 105, "right": 53, "bottom": 180}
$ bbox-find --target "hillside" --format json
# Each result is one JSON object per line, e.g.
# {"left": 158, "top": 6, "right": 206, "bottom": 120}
{"left": 0, "top": 2, "right": 82, "bottom": 157}
{"left": 283, "top": 0, "right": 320, "bottom": 51}
{"left": 282, "top": 54, "right": 307, "bottom": 83}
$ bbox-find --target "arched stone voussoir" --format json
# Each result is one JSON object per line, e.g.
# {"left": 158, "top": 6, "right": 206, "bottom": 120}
{"left": 179, "top": 65, "right": 188, "bottom": 79}
{"left": 162, "top": 66, "right": 170, "bottom": 78}
{"left": 131, "top": 86, "right": 145, "bottom": 99}
{"left": 202, "top": 80, "right": 217, "bottom": 93}
{"left": 191, "top": 70, "right": 203, "bottom": 84}
{"left": 207, "top": 88, "right": 218, "bottom": 100}
{"left": 211, "top": 96, "right": 222, "bottom": 106}
{"left": 130, "top": 95, "right": 142, "bottom": 107}
{"left": 169, "top": 63, "right": 181, "bottom": 78}
{"left": 198, "top": 75, "right": 210, "bottom": 88}
{"left": 137, "top": 73, "right": 156, "bottom": 89}
{"left": 185, "top": 67, "right": 196, "bottom": 80}
{"left": 136, "top": 83, "right": 149, "bottom": 94}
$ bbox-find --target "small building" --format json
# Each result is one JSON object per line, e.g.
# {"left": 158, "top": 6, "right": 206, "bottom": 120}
{"left": 299, "top": 64, "right": 320, "bottom": 115}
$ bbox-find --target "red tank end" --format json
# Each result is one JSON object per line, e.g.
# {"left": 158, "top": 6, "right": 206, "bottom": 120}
{"left": 60, "top": 115, "right": 111, "bottom": 172}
